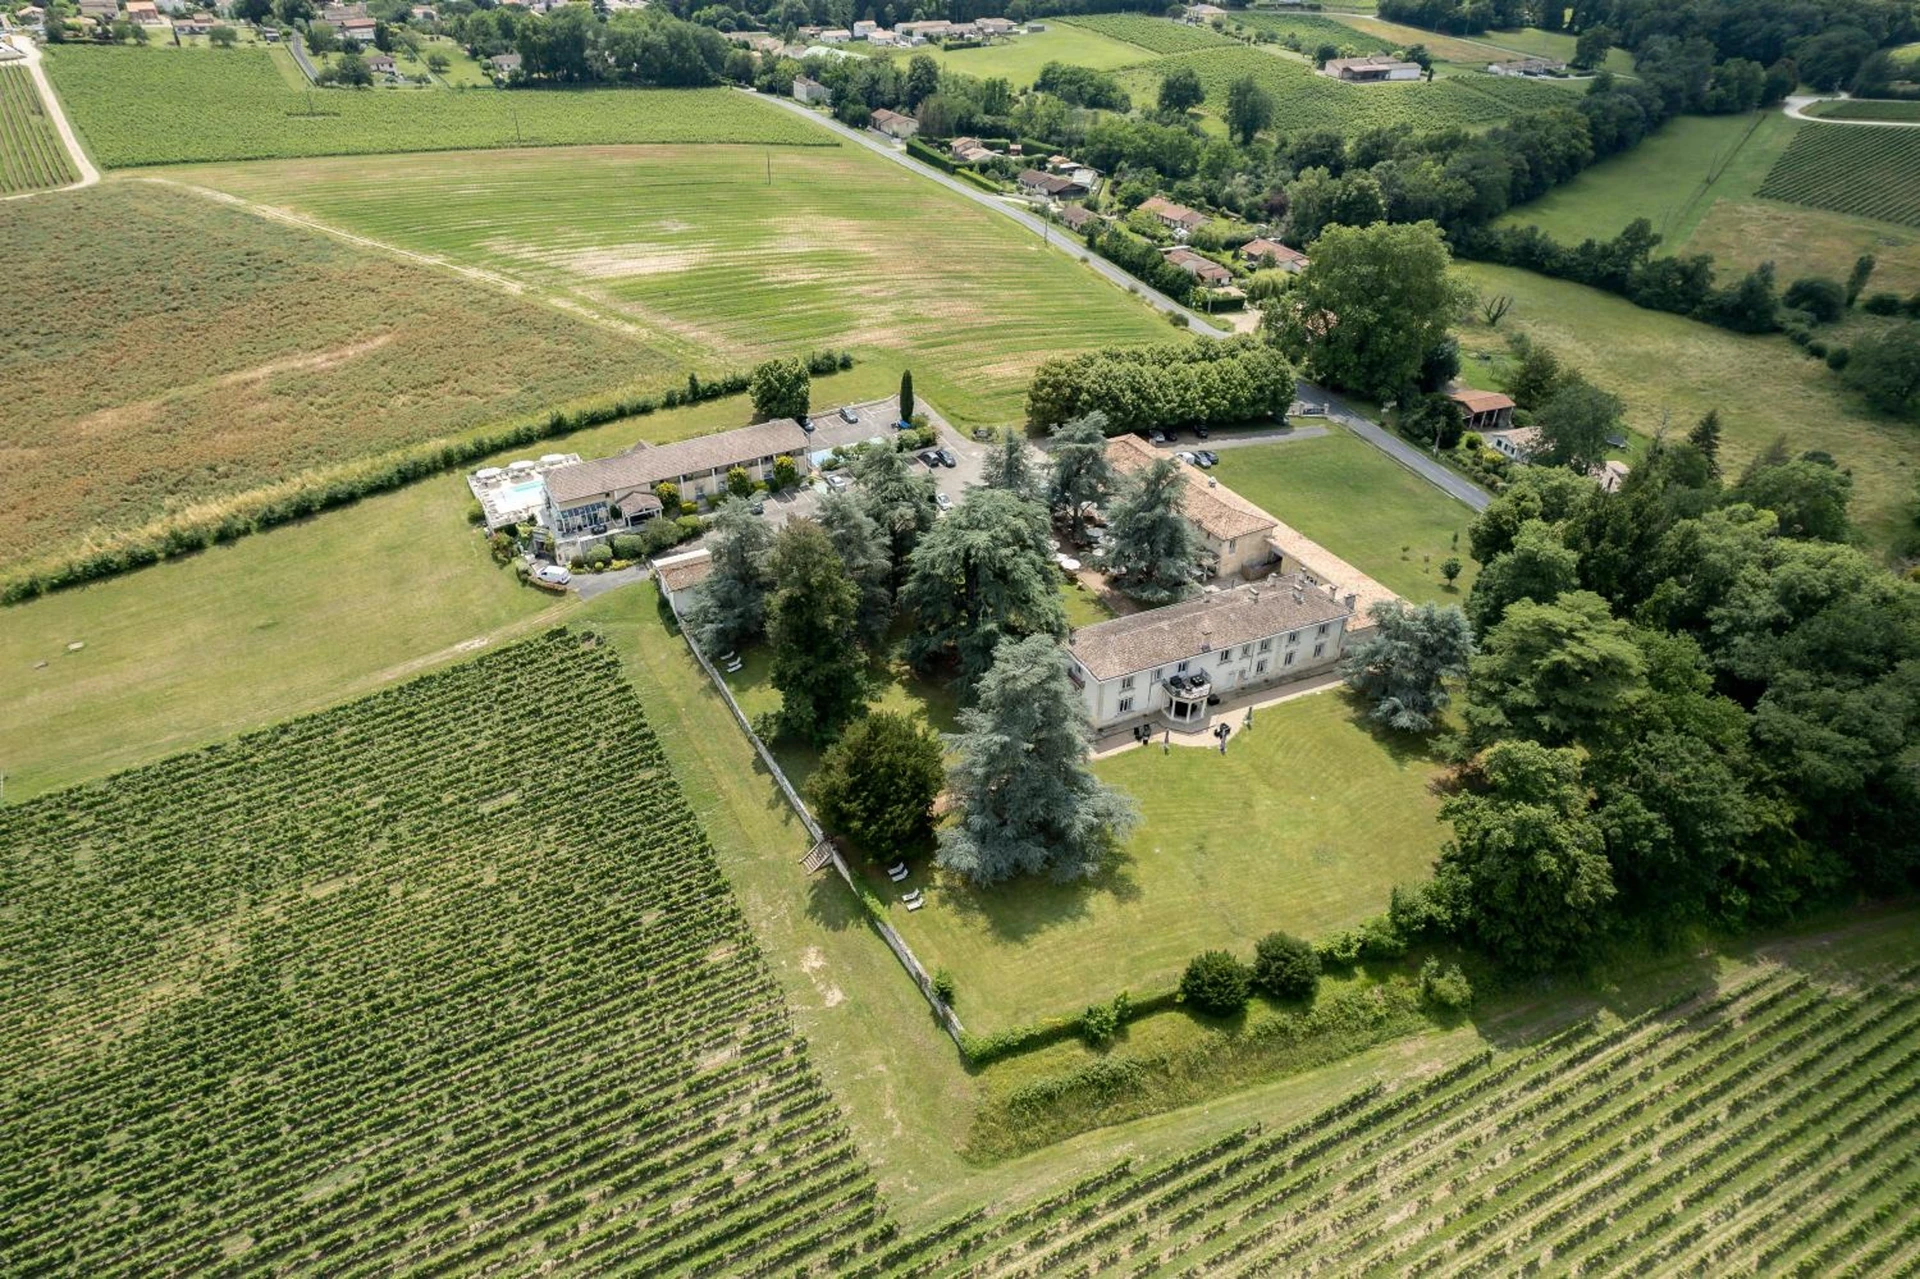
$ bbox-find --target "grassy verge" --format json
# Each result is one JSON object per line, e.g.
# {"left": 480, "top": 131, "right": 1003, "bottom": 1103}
{"left": 1207, "top": 430, "right": 1480, "bottom": 603}
{"left": 1454, "top": 262, "right": 1920, "bottom": 553}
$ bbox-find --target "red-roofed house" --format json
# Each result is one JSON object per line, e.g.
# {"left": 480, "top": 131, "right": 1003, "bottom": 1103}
{"left": 1448, "top": 389, "right": 1516, "bottom": 433}
{"left": 1241, "top": 238, "right": 1309, "bottom": 273}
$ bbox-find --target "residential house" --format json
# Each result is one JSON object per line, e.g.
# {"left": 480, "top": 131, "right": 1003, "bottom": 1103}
{"left": 896, "top": 18, "right": 948, "bottom": 40}
{"left": 173, "top": 12, "right": 216, "bottom": 33}
{"left": 1591, "top": 459, "right": 1630, "bottom": 493}
{"left": 1240, "top": 237, "right": 1309, "bottom": 273}
{"left": 1183, "top": 2, "right": 1225, "bottom": 22}
{"left": 539, "top": 399, "right": 902, "bottom": 555}
{"left": 1065, "top": 578, "right": 1355, "bottom": 732}
{"left": 1137, "top": 195, "right": 1208, "bottom": 236}
{"left": 792, "top": 74, "right": 830, "bottom": 104}
{"left": 1106, "top": 434, "right": 1276, "bottom": 579}
{"left": 653, "top": 548, "right": 715, "bottom": 610}
{"left": 364, "top": 49, "right": 396, "bottom": 74}
{"left": 411, "top": 5, "right": 437, "bottom": 19}
{"left": 1481, "top": 425, "right": 1540, "bottom": 462}
{"left": 1163, "top": 246, "right": 1234, "bottom": 286}
{"left": 950, "top": 136, "right": 999, "bottom": 163}
{"left": 818, "top": 27, "right": 851, "bottom": 41}
{"left": 1060, "top": 204, "right": 1101, "bottom": 233}
{"left": 339, "top": 14, "right": 376, "bottom": 40}
{"left": 1448, "top": 389, "right": 1515, "bottom": 433}
{"left": 851, "top": 18, "right": 876, "bottom": 37}
{"left": 16, "top": 4, "right": 48, "bottom": 24}
{"left": 489, "top": 51, "right": 522, "bottom": 74}
{"left": 124, "top": 0, "right": 166, "bottom": 23}
{"left": 867, "top": 28, "right": 897, "bottom": 44}
{"left": 948, "top": 21, "right": 980, "bottom": 39}
{"left": 319, "top": 1, "right": 366, "bottom": 19}
{"left": 1018, "top": 169, "right": 1088, "bottom": 199}
{"left": 869, "top": 107, "right": 919, "bottom": 139}
{"left": 977, "top": 15, "right": 1014, "bottom": 34}
{"left": 77, "top": 0, "right": 117, "bottom": 22}
{"left": 1324, "top": 54, "right": 1423, "bottom": 81}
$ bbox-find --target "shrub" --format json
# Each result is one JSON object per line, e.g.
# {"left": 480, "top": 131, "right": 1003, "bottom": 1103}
{"left": 1863, "top": 291, "right": 1905, "bottom": 315}
{"left": 1419, "top": 957, "right": 1474, "bottom": 1010}
{"left": 932, "top": 968, "right": 956, "bottom": 1005}
{"left": 654, "top": 481, "right": 681, "bottom": 509}
{"left": 466, "top": 499, "right": 486, "bottom": 525}
{"left": 1180, "top": 950, "right": 1252, "bottom": 1016}
{"left": 640, "top": 520, "right": 687, "bottom": 554}
{"left": 583, "top": 545, "right": 613, "bottom": 569}
{"left": 1252, "top": 931, "right": 1321, "bottom": 1002}
{"left": 487, "top": 531, "right": 516, "bottom": 565}
{"left": 1080, "top": 1000, "right": 1118, "bottom": 1048}
{"left": 1827, "top": 346, "right": 1852, "bottom": 370}
{"left": 611, "top": 532, "right": 647, "bottom": 559}
{"left": 771, "top": 455, "right": 800, "bottom": 490}
{"left": 726, "top": 466, "right": 754, "bottom": 498}
{"left": 1783, "top": 276, "right": 1846, "bottom": 322}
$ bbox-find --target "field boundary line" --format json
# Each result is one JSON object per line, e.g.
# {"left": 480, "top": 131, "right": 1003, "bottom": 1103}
{"left": 0, "top": 37, "right": 98, "bottom": 201}
{"left": 657, "top": 580, "right": 969, "bottom": 1052}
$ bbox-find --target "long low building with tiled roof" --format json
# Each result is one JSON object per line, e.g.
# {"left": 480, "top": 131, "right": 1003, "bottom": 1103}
{"left": 1065, "top": 576, "right": 1355, "bottom": 731}
{"left": 1106, "top": 433, "right": 1277, "bottom": 577}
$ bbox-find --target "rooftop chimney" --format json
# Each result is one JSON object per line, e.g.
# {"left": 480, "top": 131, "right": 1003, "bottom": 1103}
{"left": 1344, "top": 592, "right": 1358, "bottom": 611}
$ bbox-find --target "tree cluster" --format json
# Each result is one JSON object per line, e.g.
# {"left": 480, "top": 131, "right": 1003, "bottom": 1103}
{"left": 1025, "top": 337, "right": 1296, "bottom": 433}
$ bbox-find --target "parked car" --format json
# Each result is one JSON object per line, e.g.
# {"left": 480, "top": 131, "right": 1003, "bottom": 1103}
{"left": 748, "top": 498, "right": 766, "bottom": 515}
{"left": 1193, "top": 424, "right": 1210, "bottom": 439}
{"left": 826, "top": 473, "right": 852, "bottom": 490}
{"left": 935, "top": 492, "right": 953, "bottom": 512}
{"left": 918, "top": 450, "right": 941, "bottom": 468}
{"left": 894, "top": 418, "right": 912, "bottom": 431}
{"left": 1196, "top": 449, "right": 1218, "bottom": 467}
{"left": 839, "top": 405, "right": 858, "bottom": 424}
{"left": 1147, "top": 429, "right": 1168, "bottom": 445}
{"left": 936, "top": 448, "right": 957, "bottom": 467}
{"left": 1175, "top": 451, "right": 1198, "bottom": 465}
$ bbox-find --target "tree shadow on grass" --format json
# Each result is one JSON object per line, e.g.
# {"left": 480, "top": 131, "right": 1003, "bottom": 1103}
{"left": 1339, "top": 687, "right": 1455, "bottom": 771}
{"left": 932, "top": 851, "right": 1145, "bottom": 946}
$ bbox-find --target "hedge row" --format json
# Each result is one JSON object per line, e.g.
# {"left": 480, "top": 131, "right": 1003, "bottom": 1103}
{"left": 960, "top": 987, "right": 1180, "bottom": 1065}
{"left": 3, "top": 350, "right": 854, "bottom": 605}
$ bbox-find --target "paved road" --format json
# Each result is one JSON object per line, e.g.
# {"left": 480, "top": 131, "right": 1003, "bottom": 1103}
{"left": 287, "top": 32, "right": 320, "bottom": 83}
{"left": 2, "top": 37, "right": 99, "bottom": 199}
{"left": 1782, "top": 92, "right": 1920, "bottom": 127}
{"left": 755, "top": 92, "right": 1230, "bottom": 338}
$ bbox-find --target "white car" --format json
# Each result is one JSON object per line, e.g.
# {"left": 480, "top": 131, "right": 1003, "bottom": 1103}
{"left": 1176, "top": 451, "right": 1198, "bottom": 465}
{"left": 935, "top": 491, "right": 953, "bottom": 512}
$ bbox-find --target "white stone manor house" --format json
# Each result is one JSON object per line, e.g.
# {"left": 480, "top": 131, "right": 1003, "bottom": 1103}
{"left": 1066, "top": 577, "right": 1356, "bottom": 732}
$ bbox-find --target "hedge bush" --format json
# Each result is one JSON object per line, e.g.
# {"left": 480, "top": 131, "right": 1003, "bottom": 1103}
{"left": 1252, "top": 931, "right": 1321, "bottom": 1002}
{"left": 1180, "top": 950, "right": 1252, "bottom": 1017}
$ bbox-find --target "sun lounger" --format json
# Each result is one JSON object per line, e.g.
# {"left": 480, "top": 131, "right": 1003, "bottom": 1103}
{"left": 901, "top": 889, "right": 922, "bottom": 904}
{"left": 724, "top": 661, "right": 743, "bottom": 674}
{"left": 885, "top": 862, "right": 907, "bottom": 877}
{"left": 888, "top": 866, "right": 910, "bottom": 882}
{"left": 906, "top": 898, "right": 925, "bottom": 911}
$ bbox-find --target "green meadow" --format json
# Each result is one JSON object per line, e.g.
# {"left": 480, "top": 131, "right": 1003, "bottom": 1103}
{"left": 177, "top": 142, "right": 1177, "bottom": 427}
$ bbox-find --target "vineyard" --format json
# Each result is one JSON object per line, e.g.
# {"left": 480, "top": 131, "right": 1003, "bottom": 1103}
{"left": 1756, "top": 122, "right": 1920, "bottom": 227}
{"left": 1811, "top": 99, "right": 1920, "bottom": 121}
{"left": 0, "top": 631, "right": 884, "bottom": 1276}
{"left": 1229, "top": 13, "right": 1397, "bottom": 55}
{"left": 1057, "top": 14, "right": 1240, "bottom": 55}
{"left": 1112, "top": 47, "right": 1573, "bottom": 137}
{"left": 42, "top": 46, "right": 830, "bottom": 166}
{"left": 0, "top": 64, "right": 76, "bottom": 194}
{"left": 863, "top": 964, "right": 1920, "bottom": 1276}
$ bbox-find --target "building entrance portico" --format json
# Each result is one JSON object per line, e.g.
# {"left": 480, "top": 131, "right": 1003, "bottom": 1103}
{"left": 1163, "top": 671, "right": 1212, "bottom": 725}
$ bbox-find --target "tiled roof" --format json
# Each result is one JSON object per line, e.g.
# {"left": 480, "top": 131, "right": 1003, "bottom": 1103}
{"left": 654, "top": 548, "right": 714, "bottom": 594}
{"left": 1264, "top": 519, "right": 1398, "bottom": 634}
{"left": 1067, "top": 578, "right": 1350, "bottom": 681}
{"left": 1448, "top": 389, "right": 1515, "bottom": 414}
{"left": 1106, "top": 434, "right": 1276, "bottom": 543}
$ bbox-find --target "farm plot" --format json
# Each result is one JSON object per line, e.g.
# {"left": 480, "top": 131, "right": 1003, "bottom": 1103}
{"left": 178, "top": 144, "right": 1176, "bottom": 427}
{"left": 42, "top": 45, "right": 829, "bottom": 166}
{"left": 1057, "top": 13, "right": 1239, "bottom": 54}
{"left": 1229, "top": 12, "right": 1396, "bottom": 55}
{"left": 1113, "top": 46, "right": 1570, "bottom": 136}
{"left": 0, "top": 630, "right": 884, "bottom": 1276}
{"left": 0, "top": 180, "right": 675, "bottom": 575}
{"left": 1811, "top": 98, "right": 1920, "bottom": 121}
{"left": 1756, "top": 122, "right": 1920, "bottom": 227}
{"left": 0, "top": 63, "right": 77, "bottom": 194}
{"left": 868, "top": 963, "right": 1920, "bottom": 1276}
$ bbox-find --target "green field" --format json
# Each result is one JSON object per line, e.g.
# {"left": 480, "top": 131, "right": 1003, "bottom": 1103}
{"left": 1756, "top": 121, "right": 1920, "bottom": 228}
{"left": 889, "top": 24, "right": 1162, "bottom": 83}
{"left": 0, "top": 180, "right": 673, "bottom": 574}
{"left": 1057, "top": 13, "right": 1240, "bottom": 55}
{"left": 886, "top": 690, "right": 1447, "bottom": 1031}
{"left": 1208, "top": 431, "right": 1479, "bottom": 602}
{"left": 43, "top": 45, "right": 829, "bottom": 166}
{"left": 882, "top": 957, "right": 1920, "bottom": 1272}
{"left": 0, "top": 631, "right": 881, "bottom": 1273}
{"left": 1230, "top": 11, "right": 1395, "bottom": 55}
{"left": 1499, "top": 111, "right": 1920, "bottom": 294}
{"left": 1455, "top": 263, "right": 1920, "bottom": 551}
{"left": 177, "top": 144, "right": 1176, "bottom": 427}
{"left": 0, "top": 64, "right": 76, "bottom": 194}
{"left": 1114, "top": 45, "right": 1575, "bottom": 137}
{"left": 1480, "top": 23, "right": 1637, "bottom": 74}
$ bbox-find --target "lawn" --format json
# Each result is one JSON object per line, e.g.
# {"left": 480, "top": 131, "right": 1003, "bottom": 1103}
{"left": 0, "top": 180, "right": 675, "bottom": 575}
{"left": 1208, "top": 431, "right": 1480, "bottom": 603}
{"left": 43, "top": 45, "right": 830, "bottom": 165}
{"left": 0, "top": 64, "right": 77, "bottom": 194}
{"left": 883, "top": 25, "right": 1163, "bottom": 84}
{"left": 177, "top": 143, "right": 1177, "bottom": 428}
{"left": 1499, "top": 111, "right": 1920, "bottom": 293}
{"left": 889, "top": 689, "right": 1449, "bottom": 1031}
{"left": 1113, "top": 44, "right": 1574, "bottom": 137}
{"left": 1455, "top": 263, "right": 1920, "bottom": 552}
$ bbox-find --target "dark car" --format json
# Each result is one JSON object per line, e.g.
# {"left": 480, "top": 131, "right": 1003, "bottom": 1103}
{"left": 1193, "top": 425, "right": 1210, "bottom": 439}
{"left": 936, "top": 448, "right": 957, "bottom": 468}
{"left": 748, "top": 499, "right": 766, "bottom": 515}
{"left": 1197, "top": 449, "right": 1219, "bottom": 466}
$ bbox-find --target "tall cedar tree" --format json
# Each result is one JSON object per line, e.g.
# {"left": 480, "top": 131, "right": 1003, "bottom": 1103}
{"left": 853, "top": 443, "right": 939, "bottom": 583}
{"left": 937, "top": 633, "right": 1139, "bottom": 884}
{"left": 684, "top": 497, "right": 773, "bottom": 654}
{"left": 816, "top": 490, "right": 895, "bottom": 647}
{"left": 765, "top": 520, "right": 867, "bottom": 744}
{"left": 1340, "top": 600, "right": 1476, "bottom": 733}
{"left": 902, "top": 488, "right": 1066, "bottom": 686}
{"left": 1103, "top": 458, "right": 1207, "bottom": 606}
{"left": 808, "top": 711, "right": 944, "bottom": 856}
{"left": 1047, "top": 412, "right": 1119, "bottom": 544}
{"left": 981, "top": 430, "right": 1041, "bottom": 502}
{"left": 898, "top": 369, "right": 914, "bottom": 421}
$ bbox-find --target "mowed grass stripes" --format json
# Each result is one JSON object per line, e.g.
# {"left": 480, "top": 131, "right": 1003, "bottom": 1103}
{"left": 180, "top": 144, "right": 1178, "bottom": 425}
